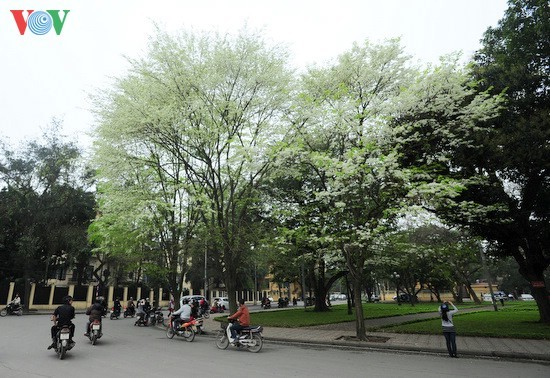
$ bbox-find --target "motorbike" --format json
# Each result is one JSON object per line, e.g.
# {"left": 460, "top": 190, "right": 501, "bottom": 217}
{"left": 198, "top": 305, "right": 210, "bottom": 319}
{"left": 210, "top": 304, "right": 224, "bottom": 314}
{"left": 166, "top": 315, "right": 196, "bottom": 342}
{"left": 53, "top": 325, "right": 74, "bottom": 359}
{"left": 261, "top": 301, "right": 271, "bottom": 310}
{"left": 149, "top": 307, "right": 164, "bottom": 326}
{"left": 110, "top": 306, "right": 121, "bottom": 320}
{"left": 192, "top": 316, "right": 205, "bottom": 335}
{"left": 124, "top": 306, "right": 136, "bottom": 318}
{"left": 87, "top": 319, "right": 103, "bottom": 345}
{"left": 0, "top": 303, "right": 23, "bottom": 317}
{"left": 215, "top": 319, "right": 263, "bottom": 353}
{"left": 134, "top": 311, "right": 149, "bottom": 326}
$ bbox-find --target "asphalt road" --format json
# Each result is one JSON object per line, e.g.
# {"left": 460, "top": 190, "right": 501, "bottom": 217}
{"left": 0, "top": 314, "right": 547, "bottom": 377}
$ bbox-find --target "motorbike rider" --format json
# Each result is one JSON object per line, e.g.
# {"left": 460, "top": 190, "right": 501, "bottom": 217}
{"left": 212, "top": 298, "right": 220, "bottom": 313}
{"left": 171, "top": 298, "right": 192, "bottom": 329}
{"left": 85, "top": 298, "right": 104, "bottom": 336}
{"left": 97, "top": 296, "right": 108, "bottom": 317}
{"left": 135, "top": 298, "right": 146, "bottom": 324}
{"left": 227, "top": 298, "right": 250, "bottom": 344}
{"left": 127, "top": 297, "right": 135, "bottom": 315}
{"left": 113, "top": 297, "right": 122, "bottom": 315}
{"left": 261, "top": 295, "right": 269, "bottom": 309}
{"left": 48, "top": 295, "right": 75, "bottom": 350}
{"left": 9, "top": 293, "right": 21, "bottom": 311}
{"left": 143, "top": 298, "right": 152, "bottom": 323}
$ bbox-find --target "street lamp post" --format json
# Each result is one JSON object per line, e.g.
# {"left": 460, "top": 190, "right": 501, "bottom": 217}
{"left": 204, "top": 240, "right": 207, "bottom": 302}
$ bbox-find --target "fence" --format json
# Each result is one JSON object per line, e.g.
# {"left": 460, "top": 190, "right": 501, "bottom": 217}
{"left": 1, "top": 281, "right": 268, "bottom": 311}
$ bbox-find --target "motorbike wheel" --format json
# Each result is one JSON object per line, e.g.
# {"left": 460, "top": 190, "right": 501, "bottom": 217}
{"left": 110, "top": 312, "right": 115, "bottom": 320}
{"left": 202, "top": 311, "right": 210, "bottom": 319}
{"left": 91, "top": 333, "right": 98, "bottom": 345}
{"left": 247, "top": 334, "right": 263, "bottom": 353}
{"left": 182, "top": 327, "right": 195, "bottom": 342}
{"left": 166, "top": 327, "right": 175, "bottom": 339}
{"left": 57, "top": 342, "right": 66, "bottom": 360}
{"left": 0, "top": 308, "right": 7, "bottom": 317}
{"left": 215, "top": 330, "right": 229, "bottom": 350}
{"left": 16, "top": 308, "right": 23, "bottom": 316}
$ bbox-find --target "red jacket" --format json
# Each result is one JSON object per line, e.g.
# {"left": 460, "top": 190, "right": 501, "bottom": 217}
{"left": 228, "top": 305, "right": 250, "bottom": 326}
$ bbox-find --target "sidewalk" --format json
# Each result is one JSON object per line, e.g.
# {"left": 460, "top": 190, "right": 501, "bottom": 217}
{"left": 204, "top": 311, "right": 550, "bottom": 363}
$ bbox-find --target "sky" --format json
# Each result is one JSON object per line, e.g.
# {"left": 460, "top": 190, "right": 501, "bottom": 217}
{"left": 1, "top": 0, "right": 509, "bottom": 152}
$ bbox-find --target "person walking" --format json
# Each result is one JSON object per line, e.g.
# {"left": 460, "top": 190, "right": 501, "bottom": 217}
{"left": 439, "top": 301, "right": 458, "bottom": 358}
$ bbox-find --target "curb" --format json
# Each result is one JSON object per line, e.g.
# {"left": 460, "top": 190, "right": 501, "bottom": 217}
{"left": 262, "top": 336, "right": 550, "bottom": 365}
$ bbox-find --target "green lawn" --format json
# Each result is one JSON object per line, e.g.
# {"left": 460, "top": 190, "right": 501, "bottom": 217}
{"left": 376, "top": 302, "right": 550, "bottom": 339}
{"left": 245, "top": 302, "right": 482, "bottom": 328}
{"left": 240, "top": 301, "right": 549, "bottom": 339}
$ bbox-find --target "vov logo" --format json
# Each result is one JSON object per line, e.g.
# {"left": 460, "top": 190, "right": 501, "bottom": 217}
{"left": 11, "top": 10, "right": 70, "bottom": 35}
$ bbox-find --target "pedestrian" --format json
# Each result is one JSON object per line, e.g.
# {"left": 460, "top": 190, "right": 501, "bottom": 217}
{"left": 439, "top": 301, "right": 458, "bottom": 358}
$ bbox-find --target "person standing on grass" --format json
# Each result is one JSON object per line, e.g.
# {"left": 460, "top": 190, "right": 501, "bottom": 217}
{"left": 439, "top": 301, "right": 459, "bottom": 358}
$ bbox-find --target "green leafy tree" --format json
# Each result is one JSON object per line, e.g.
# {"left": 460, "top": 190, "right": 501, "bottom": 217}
{"left": 92, "top": 28, "right": 293, "bottom": 312}
{"left": 0, "top": 122, "right": 95, "bottom": 305}
{"left": 391, "top": 1, "right": 549, "bottom": 322}
{"left": 469, "top": 0, "right": 550, "bottom": 321}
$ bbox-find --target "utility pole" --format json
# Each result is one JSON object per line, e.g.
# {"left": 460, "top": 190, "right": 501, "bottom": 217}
{"left": 204, "top": 240, "right": 207, "bottom": 302}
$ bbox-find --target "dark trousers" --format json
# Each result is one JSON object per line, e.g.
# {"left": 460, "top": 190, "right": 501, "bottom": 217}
{"left": 443, "top": 331, "right": 457, "bottom": 356}
{"left": 51, "top": 323, "right": 75, "bottom": 340}
{"left": 230, "top": 322, "right": 245, "bottom": 339}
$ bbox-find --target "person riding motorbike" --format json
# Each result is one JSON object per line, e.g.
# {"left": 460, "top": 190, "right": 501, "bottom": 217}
{"left": 97, "top": 296, "right": 108, "bottom": 317}
{"left": 143, "top": 298, "right": 152, "bottom": 321}
{"left": 198, "top": 298, "right": 209, "bottom": 316}
{"left": 135, "top": 298, "right": 147, "bottom": 324}
{"left": 126, "top": 297, "right": 136, "bottom": 316}
{"left": 48, "top": 295, "right": 75, "bottom": 350}
{"left": 85, "top": 298, "right": 104, "bottom": 336}
{"left": 113, "top": 297, "right": 122, "bottom": 315}
{"left": 7, "top": 293, "right": 22, "bottom": 312}
{"left": 227, "top": 298, "right": 250, "bottom": 344}
{"left": 171, "top": 298, "right": 192, "bottom": 329}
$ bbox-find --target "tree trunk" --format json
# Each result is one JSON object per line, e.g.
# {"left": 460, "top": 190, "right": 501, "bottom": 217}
{"left": 464, "top": 282, "right": 481, "bottom": 304}
{"left": 352, "top": 277, "right": 367, "bottom": 340}
{"left": 515, "top": 246, "right": 550, "bottom": 323}
{"left": 532, "top": 285, "right": 550, "bottom": 323}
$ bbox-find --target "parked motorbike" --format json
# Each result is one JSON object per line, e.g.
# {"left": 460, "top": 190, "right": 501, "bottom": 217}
{"left": 166, "top": 315, "right": 196, "bottom": 342}
{"left": 215, "top": 319, "right": 263, "bottom": 353}
{"left": 53, "top": 325, "right": 74, "bottom": 359}
{"left": 110, "top": 307, "right": 121, "bottom": 320}
{"left": 210, "top": 304, "right": 224, "bottom": 314}
{"left": 123, "top": 306, "right": 136, "bottom": 318}
{"left": 261, "top": 301, "right": 271, "bottom": 310}
{"left": 87, "top": 319, "right": 103, "bottom": 345}
{"left": 0, "top": 303, "right": 23, "bottom": 317}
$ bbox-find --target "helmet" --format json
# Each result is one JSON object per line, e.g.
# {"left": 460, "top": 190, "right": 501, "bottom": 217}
{"left": 440, "top": 303, "right": 449, "bottom": 311}
{"left": 63, "top": 295, "right": 73, "bottom": 304}
{"left": 182, "top": 298, "right": 189, "bottom": 304}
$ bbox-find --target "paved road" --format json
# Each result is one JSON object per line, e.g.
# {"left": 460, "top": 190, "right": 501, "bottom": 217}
{"left": 0, "top": 314, "right": 547, "bottom": 377}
